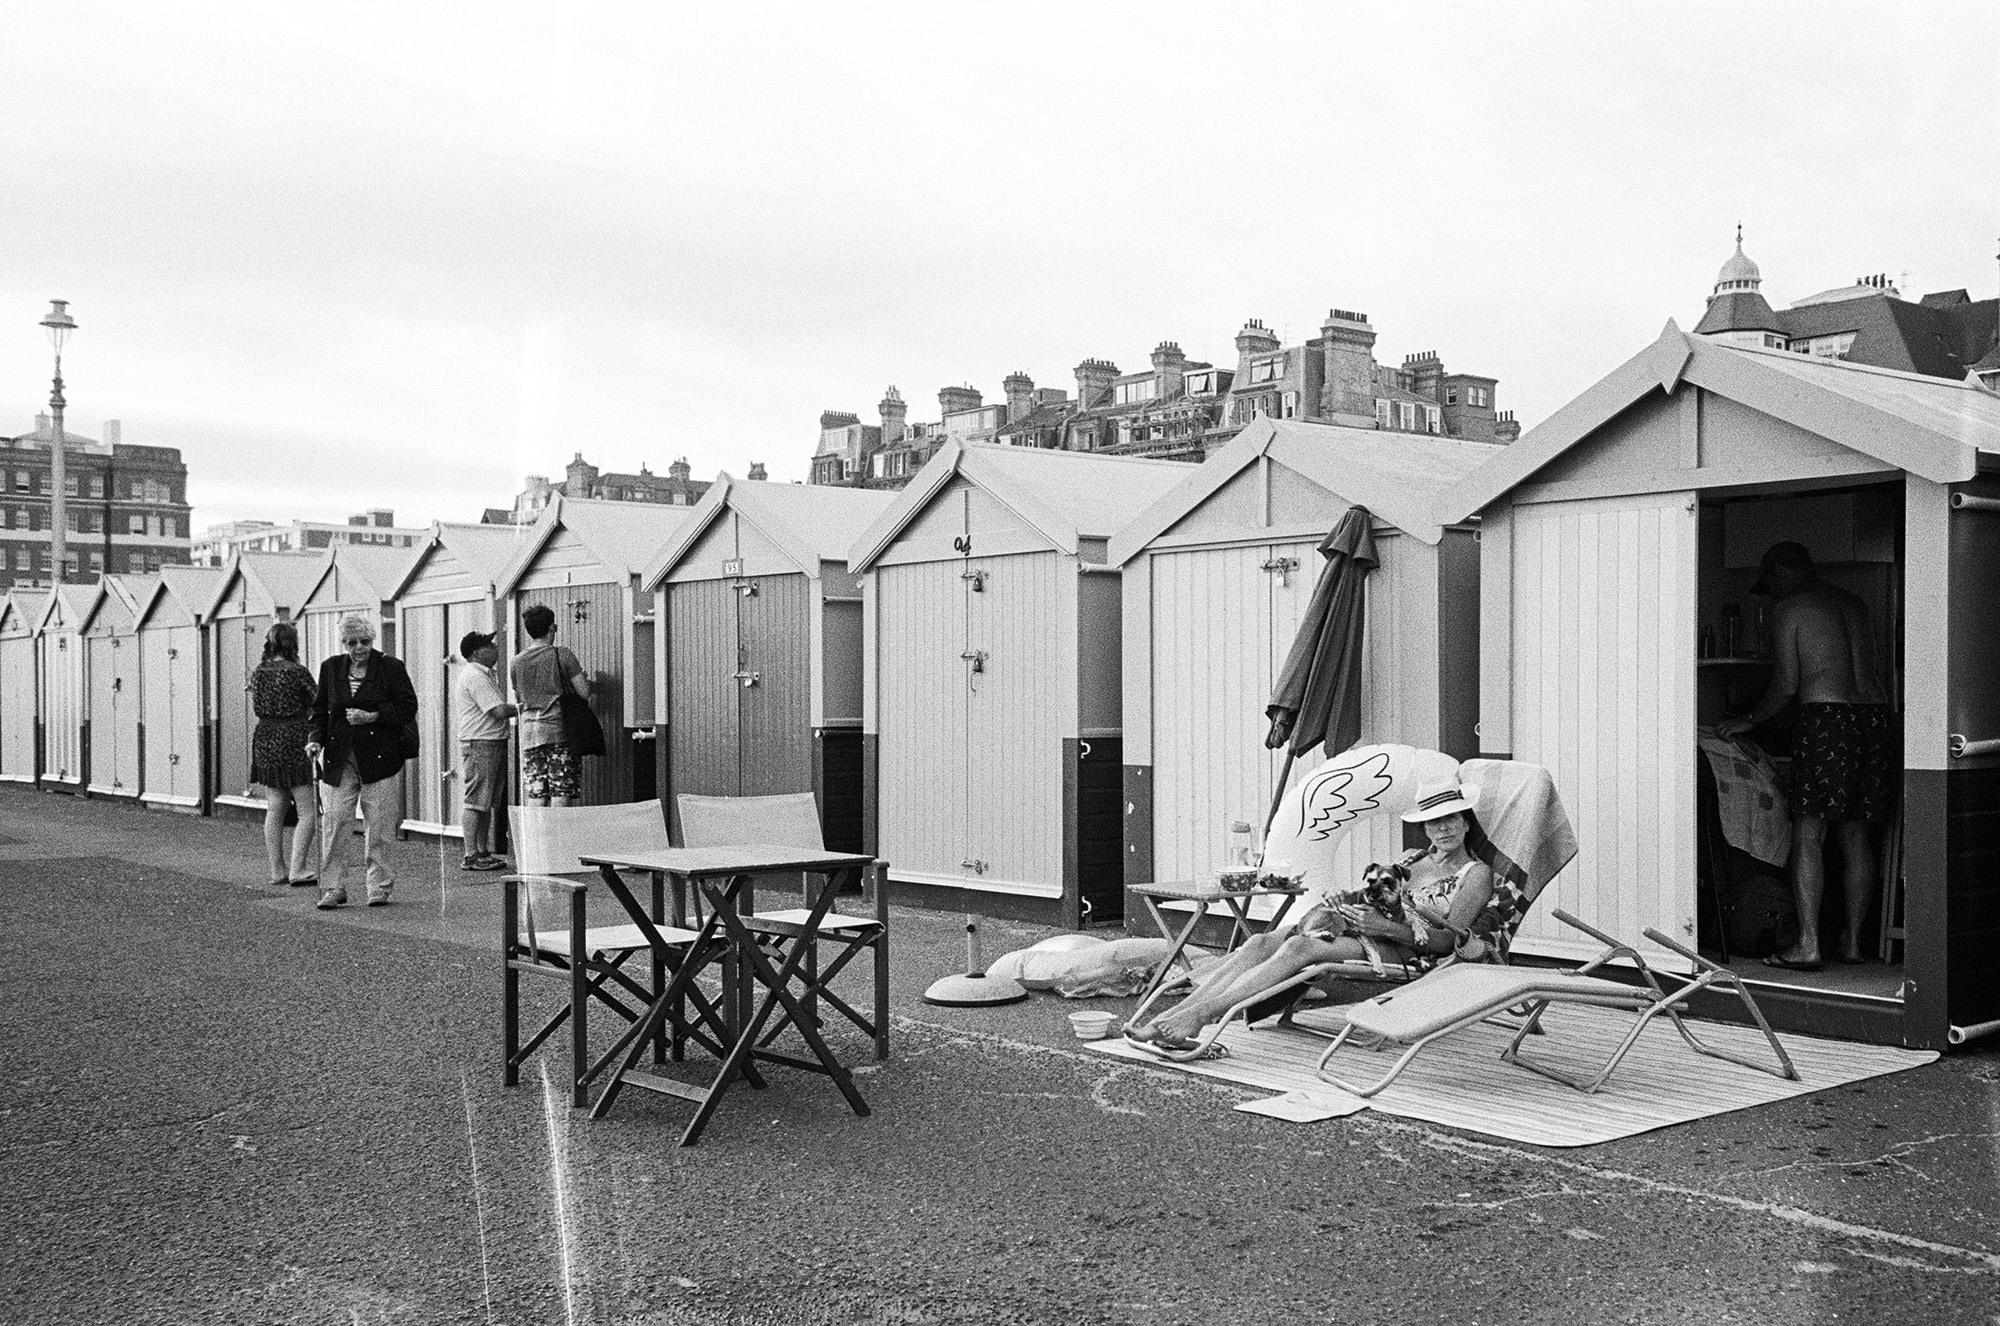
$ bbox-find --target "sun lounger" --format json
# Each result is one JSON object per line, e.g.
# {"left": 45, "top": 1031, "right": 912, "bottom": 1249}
{"left": 1315, "top": 910, "right": 1800, "bottom": 1097}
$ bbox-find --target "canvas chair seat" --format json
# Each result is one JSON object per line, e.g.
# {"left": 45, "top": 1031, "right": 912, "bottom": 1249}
{"left": 504, "top": 800, "right": 732, "bottom": 1107}
{"left": 676, "top": 792, "right": 890, "bottom": 1060}
{"left": 1316, "top": 909, "right": 1799, "bottom": 1098}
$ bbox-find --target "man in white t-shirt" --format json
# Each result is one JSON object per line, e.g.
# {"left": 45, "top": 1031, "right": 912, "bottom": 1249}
{"left": 453, "top": 631, "right": 517, "bottom": 870}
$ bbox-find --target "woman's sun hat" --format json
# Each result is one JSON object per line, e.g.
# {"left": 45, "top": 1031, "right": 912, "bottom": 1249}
{"left": 1401, "top": 777, "right": 1481, "bottom": 823}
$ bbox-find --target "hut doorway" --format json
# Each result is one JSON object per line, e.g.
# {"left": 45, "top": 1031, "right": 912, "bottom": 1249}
{"left": 1696, "top": 481, "right": 1906, "bottom": 1002}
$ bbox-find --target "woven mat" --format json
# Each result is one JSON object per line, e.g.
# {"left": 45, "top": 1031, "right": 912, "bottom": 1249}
{"left": 1086, "top": 1004, "right": 1937, "bottom": 1147}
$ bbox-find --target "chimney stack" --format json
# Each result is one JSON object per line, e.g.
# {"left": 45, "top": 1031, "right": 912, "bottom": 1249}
{"left": 747, "top": 462, "right": 767, "bottom": 481}
{"left": 819, "top": 410, "right": 860, "bottom": 431}
{"left": 1002, "top": 371, "right": 1035, "bottom": 423}
{"left": 878, "top": 386, "right": 907, "bottom": 445}
{"left": 102, "top": 419, "right": 121, "bottom": 446}
{"left": 566, "top": 453, "right": 600, "bottom": 495}
{"left": 1073, "top": 358, "right": 1120, "bottom": 409}
{"left": 669, "top": 456, "right": 692, "bottom": 483}
{"left": 1150, "top": 342, "right": 1187, "bottom": 398}
{"left": 938, "top": 385, "right": 982, "bottom": 417}
{"left": 1319, "top": 309, "right": 1379, "bottom": 420}
{"left": 1234, "top": 319, "right": 1281, "bottom": 358}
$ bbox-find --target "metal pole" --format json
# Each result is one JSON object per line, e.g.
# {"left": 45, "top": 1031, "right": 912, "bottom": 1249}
{"left": 49, "top": 358, "right": 66, "bottom": 584}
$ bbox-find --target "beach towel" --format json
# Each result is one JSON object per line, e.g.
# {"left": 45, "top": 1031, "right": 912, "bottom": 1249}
{"left": 1697, "top": 730, "right": 1790, "bottom": 868}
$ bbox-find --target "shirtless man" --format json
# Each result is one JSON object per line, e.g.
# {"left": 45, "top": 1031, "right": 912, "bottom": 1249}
{"left": 1716, "top": 541, "right": 1893, "bottom": 970}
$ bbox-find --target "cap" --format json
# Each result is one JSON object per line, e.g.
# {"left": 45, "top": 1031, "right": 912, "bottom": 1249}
{"left": 1749, "top": 541, "right": 1812, "bottom": 596}
{"left": 459, "top": 630, "right": 497, "bottom": 659}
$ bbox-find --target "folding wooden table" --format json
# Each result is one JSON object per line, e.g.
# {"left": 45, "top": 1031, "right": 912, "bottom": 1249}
{"left": 580, "top": 844, "right": 875, "bottom": 1146}
{"left": 1125, "top": 879, "right": 1302, "bottom": 1027}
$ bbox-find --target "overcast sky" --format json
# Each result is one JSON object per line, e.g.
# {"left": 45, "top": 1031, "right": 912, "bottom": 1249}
{"left": 2, "top": 2, "right": 1994, "bottom": 533}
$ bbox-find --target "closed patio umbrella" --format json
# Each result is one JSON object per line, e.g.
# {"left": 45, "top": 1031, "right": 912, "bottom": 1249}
{"left": 1262, "top": 505, "right": 1377, "bottom": 835}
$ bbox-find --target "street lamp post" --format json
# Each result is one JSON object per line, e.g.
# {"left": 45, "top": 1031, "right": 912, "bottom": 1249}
{"left": 40, "top": 300, "right": 77, "bottom": 586}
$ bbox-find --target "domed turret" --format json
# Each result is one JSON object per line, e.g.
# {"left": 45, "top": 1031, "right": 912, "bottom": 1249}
{"left": 1714, "top": 227, "right": 1762, "bottom": 296}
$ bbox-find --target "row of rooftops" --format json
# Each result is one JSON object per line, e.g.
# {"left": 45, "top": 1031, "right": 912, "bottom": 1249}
{"left": 14, "top": 320, "right": 1997, "bottom": 649}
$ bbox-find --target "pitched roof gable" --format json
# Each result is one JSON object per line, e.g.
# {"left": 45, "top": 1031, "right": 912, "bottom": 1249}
{"left": 495, "top": 494, "right": 695, "bottom": 593}
{"left": 643, "top": 477, "right": 894, "bottom": 588}
{"left": 1438, "top": 323, "right": 2000, "bottom": 521}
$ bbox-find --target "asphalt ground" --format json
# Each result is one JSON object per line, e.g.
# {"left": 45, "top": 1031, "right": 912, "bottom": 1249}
{"left": 1, "top": 786, "right": 1996, "bottom": 1326}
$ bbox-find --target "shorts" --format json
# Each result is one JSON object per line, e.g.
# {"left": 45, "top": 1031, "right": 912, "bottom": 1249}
{"left": 459, "top": 739, "right": 509, "bottom": 811}
{"left": 1789, "top": 703, "right": 1895, "bottom": 823}
{"left": 523, "top": 743, "right": 581, "bottom": 802}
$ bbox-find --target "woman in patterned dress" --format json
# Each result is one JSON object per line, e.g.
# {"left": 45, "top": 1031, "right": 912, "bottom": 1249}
{"left": 251, "top": 621, "right": 319, "bottom": 887}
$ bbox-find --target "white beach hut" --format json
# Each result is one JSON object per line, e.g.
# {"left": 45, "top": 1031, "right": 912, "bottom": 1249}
{"left": 134, "top": 565, "right": 225, "bottom": 812}
{"left": 1107, "top": 417, "right": 1494, "bottom": 896}
{"left": 81, "top": 575, "right": 153, "bottom": 801}
{"left": 297, "top": 543, "right": 417, "bottom": 668}
{"left": 33, "top": 583, "right": 94, "bottom": 793}
{"left": 203, "top": 551, "right": 322, "bottom": 814}
{"left": 0, "top": 590, "right": 47, "bottom": 786}
{"left": 391, "top": 521, "right": 535, "bottom": 839}
{"left": 846, "top": 441, "right": 1189, "bottom": 927}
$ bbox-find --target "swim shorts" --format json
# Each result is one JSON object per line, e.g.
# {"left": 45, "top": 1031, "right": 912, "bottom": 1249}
{"left": 523, "top": 743, "right": 581, "bottom": 802}
{"left": 1788, "top": 703, "right": 1894, "bottom": 823}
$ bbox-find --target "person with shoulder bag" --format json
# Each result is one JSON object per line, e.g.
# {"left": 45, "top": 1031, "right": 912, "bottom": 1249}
{"left": 304, "top": 615, "right": 418, "bottom": 909}
{"left": 509, "top": 604, "right": 597, "bottom": 808}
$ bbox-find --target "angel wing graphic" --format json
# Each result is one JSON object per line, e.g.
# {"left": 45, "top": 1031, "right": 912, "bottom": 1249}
{"left": 1290, "top": 748, "right": 1396, "bottom": 841}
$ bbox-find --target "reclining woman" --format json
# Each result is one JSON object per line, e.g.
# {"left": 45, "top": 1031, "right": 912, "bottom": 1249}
{"left": 1124, "top": 778, "right": 1495, "bottom": 1054}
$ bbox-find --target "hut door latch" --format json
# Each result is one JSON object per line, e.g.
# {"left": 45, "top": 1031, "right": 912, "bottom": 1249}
{"left": 732, "top": 670, "right": 761, "bottom": 688}
{"left": 1261, "top": 556, "right": 1301, "bottom": 587}
{"left": 959, "top": 649, "right": 987, "bottom": 674}
{"left": 960, "top": 568, "right": 987, "bottom": 591}
{"left": 960, "top": 858, "right": 988, "bottom": 875}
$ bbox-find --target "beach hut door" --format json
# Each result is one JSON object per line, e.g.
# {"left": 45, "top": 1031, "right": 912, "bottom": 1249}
{"left": 1503, "top": 493, "right": 1698, "bottom": 966}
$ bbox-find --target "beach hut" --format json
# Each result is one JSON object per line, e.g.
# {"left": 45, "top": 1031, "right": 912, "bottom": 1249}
{"left": 297, "top": 543, "right": 417, "bottom": 668}
{"left": 81, "top": 575, "right": 153, "bottom": 801}
{"left": 1436, "top": 321, "right": 2000, "bottom": 1050}
{"left": 1107, "top": 417, "right": 1494, "bottom": 898}
{"left": 496, "top": 496, "right": 694, "bottom": 807}
{"left": 203, "top": 551, "right": 322, "bottom": 815}
{"left": 0, "top": 590, "right": 47, "bottom": 786}
{"left": 391, "top": 521, "right": 535, "bottom": 839}
{"left": 846, "top": 441, "right": 1189, "bottom": 927}
{"left": 134, "top": 565, "right": 225, "bottom": 812}
{"left": 33, "top": 584, "right": 95, "bottom": 793}
{"left": 642, "top": 477, "right": 893, "bottom": 848}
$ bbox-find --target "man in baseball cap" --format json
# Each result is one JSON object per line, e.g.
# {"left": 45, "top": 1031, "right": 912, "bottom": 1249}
{"left": 453, "top": 630, "right": 516, "bottom": 871}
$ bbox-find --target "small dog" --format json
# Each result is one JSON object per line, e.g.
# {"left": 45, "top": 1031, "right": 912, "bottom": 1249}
{"left": 1300, "top": 860, "right": 1411, "bottom": 939}
{"left": 1339, "top": 860, "right": 1412, "bottom": 924}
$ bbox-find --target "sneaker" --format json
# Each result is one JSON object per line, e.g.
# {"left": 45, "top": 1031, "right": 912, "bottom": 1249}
{"left": 289, "top": 876, "right": 318, "bottom": 889}
{"left": 315, "top": 888, "right": 348, "bottom": 910}
{"left": 366, "top": 889, "right": 392, "bottom": 907}
{"left": 459, "top": 855, "right": 505, "bottom": 872}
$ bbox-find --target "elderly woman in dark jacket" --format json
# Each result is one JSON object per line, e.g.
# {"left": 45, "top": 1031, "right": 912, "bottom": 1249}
{"left": 304, "top": 615, "right": 418, "bottom": 910}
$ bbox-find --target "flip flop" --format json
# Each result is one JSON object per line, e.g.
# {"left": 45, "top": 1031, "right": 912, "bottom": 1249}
{"left": 1762, "top": 954, "right": 1823, "bottom": 973}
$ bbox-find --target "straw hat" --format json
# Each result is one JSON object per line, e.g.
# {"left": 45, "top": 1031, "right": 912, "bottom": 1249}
{"left": 1401, "top": 778, "right": 1480, "bottom": 823}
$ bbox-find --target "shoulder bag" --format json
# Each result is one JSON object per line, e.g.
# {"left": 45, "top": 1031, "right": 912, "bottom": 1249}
{"left": 557, "top": 656, "right": 607, "bottom": 758}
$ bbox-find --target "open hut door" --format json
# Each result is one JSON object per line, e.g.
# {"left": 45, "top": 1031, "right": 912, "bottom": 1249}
{"left": 1498, "top": 492, "right": 1698, "bottom": 967}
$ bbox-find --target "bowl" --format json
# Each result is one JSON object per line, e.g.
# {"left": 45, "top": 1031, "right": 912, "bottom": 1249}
{"left": 1068, "top": 1010, "right": 1116, "bottom": 1040}
{"left": 1218, "top": 869, "right": 1261, "bottom": 893}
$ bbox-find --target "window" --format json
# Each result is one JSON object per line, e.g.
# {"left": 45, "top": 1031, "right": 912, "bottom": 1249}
{"left": 88, "top": 475, "right": 103, "bottom": 498}
{"left": 1249, "top": 357, "right": 1284, "bottom": 384}
{"left": 1399, "top": 402, "right": 1417, "bottom": 431}
{"left": 65, "top": 476, "right": 78, "bottom": 497}
{"left": 1185, "top": 371, "right": 1214, "bottom": 395}
{"left": 13, "top": 470, "right": 27, "bottom": 491}
{"left": 1281, "top": 391, "right": 1298, "bottom": 419}
{"left": 13, "top": 548, "right": 25, "bottom": 570}
{"left": 1467, "top": 387, "right": 1490, "bottom": 408}
{"left": 1113, "top": 379, "right": 1157, "bottom": 406}
{"left": 1426, "top": 406, "right": 1441, "bottom": 434}
{"left": 1375, "top": 399, "right": 1392, "bottom": 428}
{"left": 88, "top": 552, "right": 103, "bottom": 573}
{"left": 1445, "top": 387, "right": 1459, "bottom": 405}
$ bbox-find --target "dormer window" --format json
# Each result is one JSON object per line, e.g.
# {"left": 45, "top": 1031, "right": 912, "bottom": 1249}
{"left": 1249, "top": 357, "right": 1284, "bottom": 384}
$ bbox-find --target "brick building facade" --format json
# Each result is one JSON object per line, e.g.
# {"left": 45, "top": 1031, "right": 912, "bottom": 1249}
{"left": 489, "top": 452, "right": 715, "bottom": 524}
{"left": 0, "top": 415, "right": 192, "bottom": 589}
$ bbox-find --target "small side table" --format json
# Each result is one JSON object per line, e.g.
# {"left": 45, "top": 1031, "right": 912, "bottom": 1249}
{"left": 1126, "top": 880, "right": 1302, "bottom": 1026}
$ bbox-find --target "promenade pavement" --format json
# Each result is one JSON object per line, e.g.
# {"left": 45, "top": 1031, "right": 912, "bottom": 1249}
{"left": 1, "top": 785, "right": 1996, "bottom": 1325}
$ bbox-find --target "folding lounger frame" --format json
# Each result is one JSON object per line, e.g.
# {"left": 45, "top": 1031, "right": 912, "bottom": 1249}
{"left": 1315, "top": 909, "right": 1800, "bottom": 1097}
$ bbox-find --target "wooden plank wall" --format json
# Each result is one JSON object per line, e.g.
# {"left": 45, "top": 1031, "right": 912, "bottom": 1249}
{"left": 737, "top": 573, "right": 812, "bottom": 797}
{"left": 139, "top": 623, "right": 201, "bottom": 805}
{"left": 402, "top": 603, "right": 449, "bottom": 827}
{"left": 1508, "top": 492, "right": 1697, "bottom": 964}
{"left": 874, "top": 558, "right": 967, "bottom": 883}
{"left": 962, "top": 552, "right": 1066, "bottom": 895}
{"left": 666, "top": 577, "right": 741, "bottom": 801}
{"left": 39, "top": 618, "right": 84, "bottom": 786}
{"left": 0, "top": 628, "right": 32, "bottom": 781}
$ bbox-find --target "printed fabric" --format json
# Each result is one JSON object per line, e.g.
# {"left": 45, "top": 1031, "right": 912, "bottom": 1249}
{"left": 1789, "top": 702, "right": 1895, "bottom": 823}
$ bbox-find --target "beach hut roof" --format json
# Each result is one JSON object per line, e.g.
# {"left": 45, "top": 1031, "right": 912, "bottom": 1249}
{"left": 201, "top": 550, "right": 324, "bottom": 621}
{"left": 32, "top": 582, "right": 97, "bottom": 633}
{"left": 386, "top": 521, "right": 536, "bottom": 600}
{"left": 76, "top": 574, "right": 155, "bottom": 634}
{"left": 642, "top": 476, "right": 895, "bottom": 589}
{"left": 495, "top": 494, "right": 696, "bottom": 594}
{"left": 1, "top": 589, "right": 48, "bottom": 634}
{"left": 137, "top": 565, "right": 227, "bottom": 629}
{"left": 302, "top": 543, "right": 425, "bottom": 612}
{"left": 1108, "top": 417, "right": 1497, "bottom": 564}
{"left": 1439, "top": 322, "right": 2000, "bottom": 522}
{"left": 846, "top": 440, "right": 1191, "bottom": 572}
